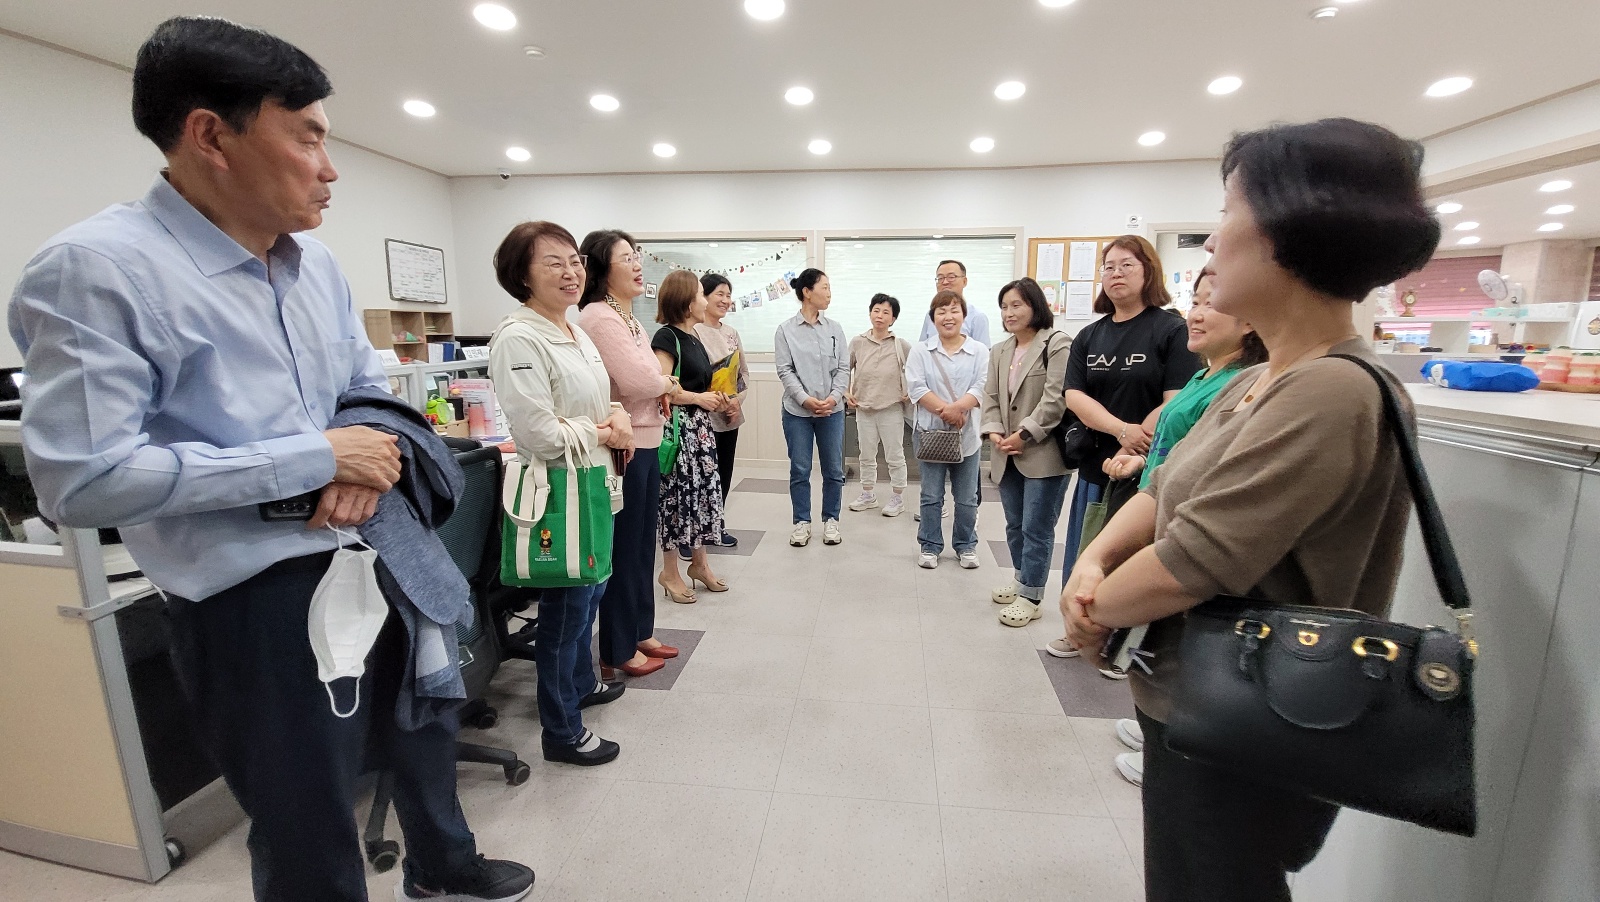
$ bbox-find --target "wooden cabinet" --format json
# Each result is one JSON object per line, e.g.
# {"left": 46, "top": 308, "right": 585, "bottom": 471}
{"left": 362, "top": 309, "right": 454, "bottom": 362}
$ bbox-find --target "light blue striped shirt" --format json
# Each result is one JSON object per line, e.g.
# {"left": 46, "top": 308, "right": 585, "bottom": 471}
{"left": 7, "top": 176, "right": 386, "bottom": 599}
{"left": 905, "top": 336, "right": 990, "bottom": 458}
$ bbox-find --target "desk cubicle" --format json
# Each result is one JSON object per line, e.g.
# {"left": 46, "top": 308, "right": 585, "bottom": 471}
{"left": 0, "top": 422, "right": 242, "bottom": 881}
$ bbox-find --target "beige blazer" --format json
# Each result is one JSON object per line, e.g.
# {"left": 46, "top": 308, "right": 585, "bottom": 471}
{"left": 981, "top": 328, "right": 1071, "bottom": 481}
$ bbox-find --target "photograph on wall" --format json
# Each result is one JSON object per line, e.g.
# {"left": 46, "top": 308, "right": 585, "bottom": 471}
{"left": 645, "top": 282, "right": 659, "bottom": 299}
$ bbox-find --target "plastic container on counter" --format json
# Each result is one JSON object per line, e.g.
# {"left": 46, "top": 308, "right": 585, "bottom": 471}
{"left": 1568, "top": 353, "right": 1600, "bottom": 387}
{"left": 1542, "top": 348, "right": 1573, "bottom": 384}
{"left": 1519, "top": 349, "right": 1546, "bottom": 377}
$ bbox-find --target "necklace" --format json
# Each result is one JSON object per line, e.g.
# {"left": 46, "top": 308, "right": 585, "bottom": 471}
{"left": 604, "top": 295, "right": 641, "bottom": 337}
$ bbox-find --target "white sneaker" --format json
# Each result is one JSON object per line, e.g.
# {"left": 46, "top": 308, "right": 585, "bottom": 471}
{"left": 849, "top": 491, "right": 879, "bottom": 512}
{"left": 790, "top": 522, "right": 811, "bottom": 547}
{"left": 822, "top": 519, "right": 843, "bottom": 545}
{"left": 958, "top": 551, "right": 979, "bottom": 569}
{"left": 918, "top": 552, "right": 938, "bottom": 569}
{"left": 1115, "top": 752, "right": 1143, "bottom": 788}
{"left": 1046, "top": 638, "right": 1082, "bottom": 659}
{"left": 1098, "top": 665, "right": 1131, "bottom": 682}
{"left": 1115, "top": 718, "right": 1144, "bottom": 752}
{"left": 882, "top": 493, "right": 905, "bottom": 517}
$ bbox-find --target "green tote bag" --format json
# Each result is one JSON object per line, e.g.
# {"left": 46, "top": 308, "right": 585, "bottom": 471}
{"left": 657, "top": 328, "right": 683, "bottom": 475}
{"left": 501, "top": 421, "right": 618, "bottom": 588}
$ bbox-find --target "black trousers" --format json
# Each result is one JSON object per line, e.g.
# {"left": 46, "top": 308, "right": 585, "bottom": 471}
{"left": 1138, "top": 709, "right": 1339, "bottom": 902}
{"left": 597, "top": 448, "right": 660, "bottom": 666}
{"left": 167, "top": 551, "right": 477, "bottom": 902}
{"left": 714, "top": 427, "right": 739, "bottom": 501}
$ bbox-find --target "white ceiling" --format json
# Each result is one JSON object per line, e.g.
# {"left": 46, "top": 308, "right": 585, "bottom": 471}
{"left": 3, "top": 0, "right": 1599, "bottom": 178}
{"left": 1435, "top": 160, "right": 1600, "bottom": 250}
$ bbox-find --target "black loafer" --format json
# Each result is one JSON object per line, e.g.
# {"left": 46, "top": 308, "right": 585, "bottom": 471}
{"left": 542, "top": 732, "right": 620, "bottom": 766}
{"left": 578, "top": 681, "right": 625, "bottom": 709}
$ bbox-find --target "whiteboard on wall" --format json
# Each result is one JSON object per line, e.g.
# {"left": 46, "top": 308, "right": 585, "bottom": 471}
{"left": 385, "top": 239, "right": 448, "bottom": 304}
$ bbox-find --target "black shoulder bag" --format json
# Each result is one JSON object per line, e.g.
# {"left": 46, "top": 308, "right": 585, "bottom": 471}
{"left": 1041, "top": 330, "right": 1092, "bottom": 469}
{"left": 1163, "top": 354, "right": 1478, "bottom": 837}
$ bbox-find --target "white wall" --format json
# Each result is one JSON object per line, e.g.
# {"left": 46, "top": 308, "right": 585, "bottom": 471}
{"left": 448, "top": 162, "right": 1225, "bottom": 336}
{"left": 0, "top": 33, "right": 460, "bottom": 369}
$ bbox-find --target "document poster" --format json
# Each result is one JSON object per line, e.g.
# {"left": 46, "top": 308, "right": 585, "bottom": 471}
{"left": 1036, "top": 242, "right": 1065, "bottom": 283}
{"left": 1067, "top": 241, "right": 1099, "bottom": 282}
{"left": 1039, "top": 280, "right": 1062, "bottom": 314}
{"left": 1065, "top": 281, "right": 1096, "bottom": 318}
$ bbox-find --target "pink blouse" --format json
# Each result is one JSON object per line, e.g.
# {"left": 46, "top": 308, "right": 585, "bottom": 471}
{"left": 578, "top": 301, "right": 669, "bottom": 448}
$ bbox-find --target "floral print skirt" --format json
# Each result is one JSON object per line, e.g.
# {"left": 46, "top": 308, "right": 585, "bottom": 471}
{"left": 658, "top": 406, "right": 726, "bottom": 550}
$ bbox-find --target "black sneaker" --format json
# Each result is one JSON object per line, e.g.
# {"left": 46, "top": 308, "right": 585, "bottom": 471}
{"left": 398, "top": 853, "right": 534, "bottom": 901}
{"left": 716, "top": 531, "right": 739, "bottom": 547}
{"left": 678, "top": 545, "right": 693, "bottom": 561}
{"left": 541, "top": 730, "right": 620, "bottom": 766}
{"left": 578, "top": 681, "right": 625, "bottom": 709}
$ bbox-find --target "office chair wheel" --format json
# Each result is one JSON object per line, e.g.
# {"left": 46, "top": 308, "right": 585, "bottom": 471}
{"left": 163, "top": 838, "right": 186, "bottom": 867}
{"left": 470, "top": 707, "right": 499, "bottom": 730}
{"left": 366, "top": 839, "right": 401, "bottom": 873}
{"left": 505, "top": 761, "right": 531, "bottom": 786}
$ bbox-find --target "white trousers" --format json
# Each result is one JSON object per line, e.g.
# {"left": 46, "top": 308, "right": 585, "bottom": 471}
{"left": 856, "top": 405, "right": 908, "bottom": 490}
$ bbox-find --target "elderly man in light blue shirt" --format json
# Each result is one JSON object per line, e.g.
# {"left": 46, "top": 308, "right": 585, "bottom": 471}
{"left": 7, "top": 17, "right": 531, "bottom": 902}
{"left": 905, "top": 290, "right": 990, "bottom": 569}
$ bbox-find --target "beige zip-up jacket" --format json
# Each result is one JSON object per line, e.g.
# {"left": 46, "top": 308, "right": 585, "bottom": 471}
{"left": 489, "top": 305, "right": 617, "bottom": 470}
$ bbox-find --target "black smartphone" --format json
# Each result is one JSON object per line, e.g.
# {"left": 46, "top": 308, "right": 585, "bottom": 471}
{"left": 259, "top": 491, "right": 320, "bottom": 522}
{"left": 610, "top": 448, "right": 628, "bottom": 476}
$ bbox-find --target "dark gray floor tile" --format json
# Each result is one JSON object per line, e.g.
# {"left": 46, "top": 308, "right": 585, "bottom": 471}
{"left": 1038, "top": 650, "right": 1136, "bottom": 719}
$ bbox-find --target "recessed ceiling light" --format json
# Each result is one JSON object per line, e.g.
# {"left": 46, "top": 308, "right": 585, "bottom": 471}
{"left": 1435, "top": 201, "right": 1463, "bottom": 214}
{"left": 1138, "top": 131, "right": 1166, "bottom": 147}
{"left": 785, "top": 86, "right": 814, "bottom": 105}
{"left": 1456, "top": 236, "right": 1481, "bottom": 246}
{"left": 808, "top": 139, "right": 832, "bottom": 155}
{"left": 523, "top": 45, "right": 544, "bottom": 57}
{"left": 1546, "top": 204, "right": 1575, "bottom": 215}
{"left": 1039, "top": 0, "right": 1076, "bottom": 6}
{"left": 1425, "top": 76, "right": 1474, "bottom": 98}
{"left": 994, "top": 81, "right": 1026, "bottom": 101}
{"left": 744, "top": 0, "right": 785, "bottom": 20}
{"left": 652, "top": 143, "right": 677, "bottom": 158}
{"left": 1207, "top": 76, "right": 1242, "bottom": 95}
{"left": 472, "top": 3, "right": 517, "bottom": 30}
{"left": 1454, "top": 221, "right": 1479, "bottom": 231}
{"left": 1537, "top": 222, "right": 1565, "bottom": 232}
{"left": 970, "top": 137, "right": 995, "bottom": 153}
{"left": 505, "top": 146, "right": 531, "bottom": 162}
{"left": 1310, "top": 6, "right": 1338, "bottom": 19}
{"left": 1540, "top": 180, "right": 1573, "bottom": 192}
{"left": 402, "top": 99, "right": 436, "bottom": 118}
{"left": 590, "top": 94, "right": 620, "bottom": 112}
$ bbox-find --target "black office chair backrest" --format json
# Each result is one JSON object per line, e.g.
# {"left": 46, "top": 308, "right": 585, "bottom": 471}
{"left": 436, "top": 444, "right": 503, "bottom": 651}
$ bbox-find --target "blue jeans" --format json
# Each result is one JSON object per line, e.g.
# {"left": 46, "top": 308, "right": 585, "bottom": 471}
{"left": 782, "top": 409, "right": 846, "bottom": 523}
{"left": 917, "top": 451, "right": 981, "bottom": 555}
{"left": 534, "top": 580, "right": 606, "bottom": 747}
{"left": 1060, "top": 478, "right": 1105, "bottom": 584}
{"left": 997, "top": 463, "right": 1070, "bottom": 602}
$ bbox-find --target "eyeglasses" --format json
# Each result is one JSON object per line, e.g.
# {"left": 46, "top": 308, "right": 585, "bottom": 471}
{"left": 617, "top": 252, "right": 643, "bottom": 266}
{"left": 540, "top": 255, "right": 587, "bottom": 275}
{"left": 1100, "top": 261, "right": 1143, "bottom": 276}
{"left": 935, "top": 273, "right": 963, "bottom": 283}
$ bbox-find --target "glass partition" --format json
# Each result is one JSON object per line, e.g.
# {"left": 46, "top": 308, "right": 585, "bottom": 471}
{"left": 637, "top": 238, "right": 810, "bottom": 353}
{"left": 820, "top": 236, "right": 1019, "bottom": 342}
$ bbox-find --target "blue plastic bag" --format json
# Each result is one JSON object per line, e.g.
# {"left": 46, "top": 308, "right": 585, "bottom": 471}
{"left": 1422, "top": 360, "right": 1539, "bottom": 392}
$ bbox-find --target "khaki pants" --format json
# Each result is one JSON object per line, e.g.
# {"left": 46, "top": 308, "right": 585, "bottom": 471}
{"left": 855, "top": 404, "right": 908, "bottom": 490}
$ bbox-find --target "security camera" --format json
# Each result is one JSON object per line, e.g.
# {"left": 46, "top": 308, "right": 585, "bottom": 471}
{"left": 497, "top": 169, "right": 511, "bottom": 180}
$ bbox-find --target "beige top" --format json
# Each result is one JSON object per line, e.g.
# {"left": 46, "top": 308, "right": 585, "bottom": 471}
{"left": 1131, "top": 339, "right": 1413, "bottom": 722}
{"left": 694, "top": 320, "right": 751, "bottom": 432}
{"left": 489, "top": 306, "right": 613, "bottom": 470}
{"left": 980, "top": 328, "right": 1071, "bottom": 481}
{"left": 848, "top": 331, "right": 912, "bottom": 411}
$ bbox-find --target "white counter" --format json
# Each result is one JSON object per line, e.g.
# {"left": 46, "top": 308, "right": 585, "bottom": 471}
{"left": 1405, "top": 383, "right": 1600, "bottom": 447}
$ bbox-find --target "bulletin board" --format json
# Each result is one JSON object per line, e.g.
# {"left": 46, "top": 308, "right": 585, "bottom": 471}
{"left": 1027, "top": 236, "right": 1120, "bottom": 327}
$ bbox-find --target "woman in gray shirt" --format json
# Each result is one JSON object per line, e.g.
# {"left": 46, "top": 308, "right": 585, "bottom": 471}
{"left": 773, "top": 268, "right": 850, "bottom": 548}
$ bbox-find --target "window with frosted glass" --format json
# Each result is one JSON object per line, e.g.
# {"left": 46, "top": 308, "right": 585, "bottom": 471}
{"left": 820, "top": 236, "right": 1018, "bottom": 344}
{"left": 635, "top": 239, "right": 810, "bottom": 352}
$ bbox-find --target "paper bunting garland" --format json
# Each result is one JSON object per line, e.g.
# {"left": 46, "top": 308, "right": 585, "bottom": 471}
{"left": 637, "top": 241, "right": 803, "bottom": 277}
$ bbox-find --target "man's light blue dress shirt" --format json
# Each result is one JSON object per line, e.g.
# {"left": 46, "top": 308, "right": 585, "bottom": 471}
{"left": 8, "top": 176, "right": 386, "bottom": 599}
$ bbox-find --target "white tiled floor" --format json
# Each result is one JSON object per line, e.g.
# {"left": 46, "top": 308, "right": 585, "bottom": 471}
{"left": 0, "top": 467, "right": 1144, "bottom": 902}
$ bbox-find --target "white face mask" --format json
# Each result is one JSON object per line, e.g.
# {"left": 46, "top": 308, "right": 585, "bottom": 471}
{"left": 307, "top": 528, "right": 389, "bottom": 718}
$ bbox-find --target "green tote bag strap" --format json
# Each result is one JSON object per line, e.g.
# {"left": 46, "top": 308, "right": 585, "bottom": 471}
{"left": 658, "top": 328, "right": 685, "bottom": 475}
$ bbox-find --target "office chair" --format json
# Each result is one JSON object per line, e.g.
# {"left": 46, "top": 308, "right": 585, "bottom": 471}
{"left": 362, "top": 440, "right": 531, "bottom": 872}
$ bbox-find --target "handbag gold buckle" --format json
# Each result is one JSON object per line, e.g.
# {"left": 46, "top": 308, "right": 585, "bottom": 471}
{"left": 1351, "top": 636, "right": 1400, "bottom": 662}
{"left": 1234, "top": 620, "right": 1271, "bottom": 640}
{"left": 1453, "top": 611, "right": 1480, "bottom": 657}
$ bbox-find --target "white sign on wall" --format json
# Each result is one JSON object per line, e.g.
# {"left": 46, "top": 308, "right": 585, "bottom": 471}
{"left": 385, "top": 239, "right": 448, "bottom": 304}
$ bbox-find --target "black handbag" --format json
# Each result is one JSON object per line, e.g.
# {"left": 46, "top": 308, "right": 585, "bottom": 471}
{"left": 1163, "top": 354, "right": 1478, "bottom": 837}
{"left": 1041, "top": 331, "right": 1093, "bottom": 468}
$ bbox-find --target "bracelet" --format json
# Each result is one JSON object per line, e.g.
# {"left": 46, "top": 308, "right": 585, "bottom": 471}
{"left": 1119, "top": 424, "right": 1128, "bottom": 441}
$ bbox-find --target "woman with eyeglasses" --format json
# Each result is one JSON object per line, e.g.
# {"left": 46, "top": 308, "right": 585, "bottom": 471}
{"left": 578, "top": 229, "right": 678, "bottom": 680}
{"left": 773, "top": 268, "right": 850, "bottom": 547}
{"left": 1050, "top": 236, "right": 1200, "bottom": 654}
{"left": 490, "top": 221, "right": 635, "bottom": 765}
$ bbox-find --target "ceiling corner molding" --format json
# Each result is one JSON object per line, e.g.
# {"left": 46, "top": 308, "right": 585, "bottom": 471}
{"left": 1421, "top": 78, "right": 1600, "bottom": 144}
{"left": 1423, "top": 129, "right": 1600, "bottom": 198}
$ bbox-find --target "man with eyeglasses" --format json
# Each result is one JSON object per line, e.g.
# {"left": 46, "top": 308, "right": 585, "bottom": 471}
{"left": 917, "top": 260, "right": 992, "bottom": 346}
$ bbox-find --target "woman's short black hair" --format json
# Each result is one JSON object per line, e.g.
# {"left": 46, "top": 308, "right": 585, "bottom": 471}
{"left": 578, "top": 229, "right": 638, "bottom": 308}
{"left": 869, "top": 293, "right": 900, "bottom": 319}
{"left": 998, "top": 278, "right": 1054, "bottom": 332}
{"left": 790, "top": 268, "right": 826, "bottom": 303}
{"left": 1221, "top": 118, "right": 1440, "bottom": 301}
{"left": 701, "top": 273, "right": 732, "bottom": 297}
{"left": 133, "top": 16, "right": 333, "bottom": 152}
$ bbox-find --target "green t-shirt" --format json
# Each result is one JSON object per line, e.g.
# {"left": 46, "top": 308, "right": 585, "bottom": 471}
{"left": 1137, "top": 364, "right": 1242, "bottom": 490}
